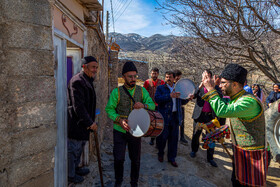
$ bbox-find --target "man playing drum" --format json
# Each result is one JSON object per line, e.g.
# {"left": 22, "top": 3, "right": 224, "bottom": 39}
{"left": 202, "top": 64, "right": 267, "bottom": 187}
{"left": 143, "top": 67, "right": 165, "bottom": 146}
{"left": 105, "top": 61, "right": 155, "bottom": 187}
{"left": 155, "top": 71, "right": 189, "bottom": 167}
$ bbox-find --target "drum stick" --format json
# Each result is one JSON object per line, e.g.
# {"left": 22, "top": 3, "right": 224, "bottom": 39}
{"left": 219, "top": 140, "right": 233, "bottom": 161}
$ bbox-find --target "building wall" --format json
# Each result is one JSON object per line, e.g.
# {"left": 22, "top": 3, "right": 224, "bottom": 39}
{"left": 86, "top": 27, "right": 110, "bottom": 152}
{"left": 118, "top": 59, "right": 149, "bottom": 81}
{"left": 0, "top": 0, "right": 56, "bottom": 186}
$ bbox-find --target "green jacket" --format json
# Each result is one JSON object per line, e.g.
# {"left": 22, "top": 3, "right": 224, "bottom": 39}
{"left": 203, "top": 89, "right": 265, "bottom": 149}
{"left": 105, "top": 85, "right": 155, "bottom": 133}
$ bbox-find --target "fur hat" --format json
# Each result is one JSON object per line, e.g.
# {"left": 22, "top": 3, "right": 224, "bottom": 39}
{"left": 220, "top": 64, "right": 247, "bottom": 84}
{"left": 122, "top": 61, "right": 138, "bottom": 75}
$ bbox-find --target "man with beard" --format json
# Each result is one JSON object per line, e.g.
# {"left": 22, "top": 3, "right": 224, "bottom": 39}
{"left": 105, "top": 61, "right": 155, "bottom": 187}
{"left": 67, "top": 56, "right": 98, "bottom": 184}
{"left": 155, "top": 71, "right": 189, "bottom": 167}
{"left": 202, "top": 64, "right": 267, "bottom": 187}
{"left": 143, "top": 67, "right": 165, "bottom": 145}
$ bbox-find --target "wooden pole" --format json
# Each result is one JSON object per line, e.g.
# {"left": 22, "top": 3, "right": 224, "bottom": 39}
{"left": 93, "top": 130, "right": 104, "bottom": 187}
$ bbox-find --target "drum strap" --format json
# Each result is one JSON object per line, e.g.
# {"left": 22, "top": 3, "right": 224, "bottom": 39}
{"left": 122, "top": 86, "right": 136, "bottom": 104}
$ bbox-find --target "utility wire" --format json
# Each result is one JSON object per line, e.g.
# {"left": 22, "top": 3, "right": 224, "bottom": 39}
{"left": 110, "top": 0, "right": 116, "bottom": 40}
{"left": 115, "top": 0, "right": 133, "bottom": 22}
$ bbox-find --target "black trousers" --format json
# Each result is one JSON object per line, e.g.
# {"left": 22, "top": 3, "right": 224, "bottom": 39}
{"left": 113, "top": 129, "right": 141, "bottom": 185}
{"left": 191, "top": 112, "right": 215, "bottom": 161}
{"left": 180, "top": 107, "right": 185, "bottom": 139}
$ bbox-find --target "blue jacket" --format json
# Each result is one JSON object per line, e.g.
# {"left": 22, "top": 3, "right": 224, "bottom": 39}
{"left": 266, "top": 91, "right": 280, "bottom": 105}
{"left": 155, "top": 84, "right": 188, "bottom": 126}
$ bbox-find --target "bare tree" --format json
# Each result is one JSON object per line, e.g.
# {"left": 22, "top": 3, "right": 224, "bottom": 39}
{"left": 157, "top": 0, "right": 280, "bottom": 83}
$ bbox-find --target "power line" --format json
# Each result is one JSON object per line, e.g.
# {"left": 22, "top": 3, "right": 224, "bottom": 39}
{"left": 115, "top": 0, "right": 133, "bottom": 22}
{"left": 110, "top": 0, "right": 116, "bottom": 36}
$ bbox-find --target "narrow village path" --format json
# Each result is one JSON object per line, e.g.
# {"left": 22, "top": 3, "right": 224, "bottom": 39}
{"left": 77, "top": 103, "right": 280, "bottom": 187}
{"left": 77, "top": 136, "right": 280, "bottom": 187}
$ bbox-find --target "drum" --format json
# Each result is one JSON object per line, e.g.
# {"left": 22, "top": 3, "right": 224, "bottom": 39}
{"left": 174, "top": 78, "right": 196, "bottom": 99}
{"left": 128, "top": 108, "right": 164, "bottom": 138}
{"left": 202, "top": 125, "right": 229, "bottom": 143}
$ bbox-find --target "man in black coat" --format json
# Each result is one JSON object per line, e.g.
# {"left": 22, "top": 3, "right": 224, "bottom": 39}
{"left": 189, "top": 70, "right": 220, "bottom": 167}
{"left": 67, "top": 56, "right": 98, "bottom": 184}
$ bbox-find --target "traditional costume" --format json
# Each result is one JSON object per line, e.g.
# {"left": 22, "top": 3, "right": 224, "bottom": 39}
{"left": 105, "top": 61, "right": 155, "bottom": 187}
{"left": 202, "top": 64, "right": 268, "bottom": 187}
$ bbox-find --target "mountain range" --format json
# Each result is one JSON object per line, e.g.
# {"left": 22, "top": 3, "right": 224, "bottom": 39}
{"left": 109, "top": 33, "right": 178, "bottom": 52}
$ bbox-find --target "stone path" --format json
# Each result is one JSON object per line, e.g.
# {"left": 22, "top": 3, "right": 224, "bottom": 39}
{"left": 75, "top": 102, "right": 280, "bottom": 187}
{"left": 75, "top": 134, "right": 280, "bottom": 187}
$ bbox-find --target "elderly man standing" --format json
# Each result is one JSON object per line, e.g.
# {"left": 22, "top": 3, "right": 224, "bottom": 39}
{"left": 143, "top": 67, "right": 165, "bottom": 146}
{"left": 202, "top": 64, "right": 267, "bottom": 187}
{"left": 67, "top": 56, "right": 98, "bottom": 184}
{"left": 106, "top": 61, "right": 155, "bottom": 187}
{"left": 155, "top": 71, "right": 188, "bottom": 167}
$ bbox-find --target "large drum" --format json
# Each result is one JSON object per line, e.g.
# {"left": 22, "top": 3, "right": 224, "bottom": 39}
{"left": 128, "top": 108, "right": 164, "bottom": 138}
{"left": 174, "top": 78, "right": 196, "bottom": 99}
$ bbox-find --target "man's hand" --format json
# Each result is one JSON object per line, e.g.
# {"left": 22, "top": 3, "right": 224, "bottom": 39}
{"left": 134, "top": 102, "right": 144, "bottom": 109}
{"left": 119, "top": 119, "right": 130, "bottom": 131}
{"left": 202, "top": 71, "right": 215, "bottom": 92}
{"left": 171, "top": 91, "right": 180, "bottom": 98}
{"left": 188, "top": 94, "right": 194, "bottom": 100}
{"left": 89, "top": 122, "right": 98, "bottom": 131}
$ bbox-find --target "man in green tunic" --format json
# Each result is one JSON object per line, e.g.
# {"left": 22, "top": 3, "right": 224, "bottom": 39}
{"left": 105, "top": 61, "right": 155, "bottom": 187}
{"left": 201, "top": 64, "right": 267, "bottom": 187}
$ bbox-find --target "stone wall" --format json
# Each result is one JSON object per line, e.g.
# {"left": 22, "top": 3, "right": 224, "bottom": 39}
{"left": 0, "top": 0, "right": 56, "bottom": 186}
{"left": 118, "top": 59, "right": 149, "bottom": 81}
{"left": 86, "top": 27, "right": 110, "bottom": 152}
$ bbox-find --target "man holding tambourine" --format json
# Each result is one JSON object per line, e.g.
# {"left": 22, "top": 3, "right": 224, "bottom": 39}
{"left": 155, "top": 71, "right": 189, "bottom": 167}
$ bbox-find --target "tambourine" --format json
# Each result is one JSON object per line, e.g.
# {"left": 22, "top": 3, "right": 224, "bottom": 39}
{"left": 174, "top": 78, "right": 196, "bottom": 99}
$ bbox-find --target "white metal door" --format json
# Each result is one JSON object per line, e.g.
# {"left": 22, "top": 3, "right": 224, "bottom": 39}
{"left": 54, "top": 35, "right": 67, "bottom": 187}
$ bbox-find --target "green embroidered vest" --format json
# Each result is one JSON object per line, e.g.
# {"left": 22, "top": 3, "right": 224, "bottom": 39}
{"left": 116, "top": 85, "right": 143, "bottom": 119}
{"left": 230, "top": 93, "right": 265, "bottom": 149}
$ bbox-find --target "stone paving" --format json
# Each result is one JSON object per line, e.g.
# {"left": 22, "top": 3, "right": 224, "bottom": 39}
{"left": 75, "top": 135, "right": 280, "bottom": 187}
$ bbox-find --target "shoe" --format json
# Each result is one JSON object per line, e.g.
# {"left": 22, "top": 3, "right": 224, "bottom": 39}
{"left": 180, "top": 138, "right": 188, "bottom": 144}
{"left": 130, "top": 182, "right": 138, "bottom": 187}
{"left": 158, "top": 156, "right": 163, "bottom": 162}
{"left": 76, "top": 167, "right": 90, "bottom": 176}
{"left": 208, "top": 160, "right": 218, "bottom": 167}
{"left": 114, "top": 181, "right": 122, "bottom": 187}
{"left": 190, "top": 152, "right": 196, "bottom": 158}
{"left": 68, "top": 175, "right": 84, "bottom": 184}
{"left": 149, "top": 139, "right": 155, "bottom": 145}
{"left": 169, "top": 161, "right": 178, "bottom": 167}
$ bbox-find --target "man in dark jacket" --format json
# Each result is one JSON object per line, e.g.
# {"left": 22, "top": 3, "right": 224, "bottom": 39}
{"left": 155, "top": 71, "right": 189, "bottom": 167}
{"left": 67, "top": 56, "right": 98, "bottom": 184}
{"left": 189, "top": 70, "right": 220, "bottom": 167}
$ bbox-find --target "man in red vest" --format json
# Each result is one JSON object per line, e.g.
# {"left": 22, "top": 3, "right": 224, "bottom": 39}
{"left": 143, "top": 67, "right": 165, "bottom": 145}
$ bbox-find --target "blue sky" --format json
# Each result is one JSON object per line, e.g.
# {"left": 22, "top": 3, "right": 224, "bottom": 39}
{"left": 103, "top": 0, "right": 182, "bottom": 37}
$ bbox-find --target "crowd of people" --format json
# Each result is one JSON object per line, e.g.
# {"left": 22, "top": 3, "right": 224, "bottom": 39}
{"left": 67, "top": 56, "right": 278, "bottom": 187}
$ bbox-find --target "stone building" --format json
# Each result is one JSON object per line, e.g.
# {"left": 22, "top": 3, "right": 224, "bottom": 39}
{"left": 118, "top": 58, "right": 149, "bottom": 81}
{"left": 0, "top": 0, "right": 116, "bottom": 186}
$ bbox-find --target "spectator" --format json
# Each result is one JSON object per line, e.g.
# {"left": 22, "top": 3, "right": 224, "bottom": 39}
{"left": 252, "top": 84, "right": 266, "bottom": 104}
{"left": 243, "top": 79, "right": 253, "bottom": 94}
{"left": 266, "top": 83, "right": 280, "bottom": 107}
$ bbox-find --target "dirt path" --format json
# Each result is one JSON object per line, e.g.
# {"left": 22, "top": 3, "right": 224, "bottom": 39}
{"left": 75, "top": 102, "right": 280, "bottom": 187}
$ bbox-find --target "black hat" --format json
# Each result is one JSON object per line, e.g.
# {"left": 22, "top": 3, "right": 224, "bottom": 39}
{"left": 220, "top": 64, "right": 247, "bottom": 84}
{"left": 122, "top": 61, "right": 138, "bottom": 75}
{"left": 81, "top": 56, "right": 97, "bottom": 67}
